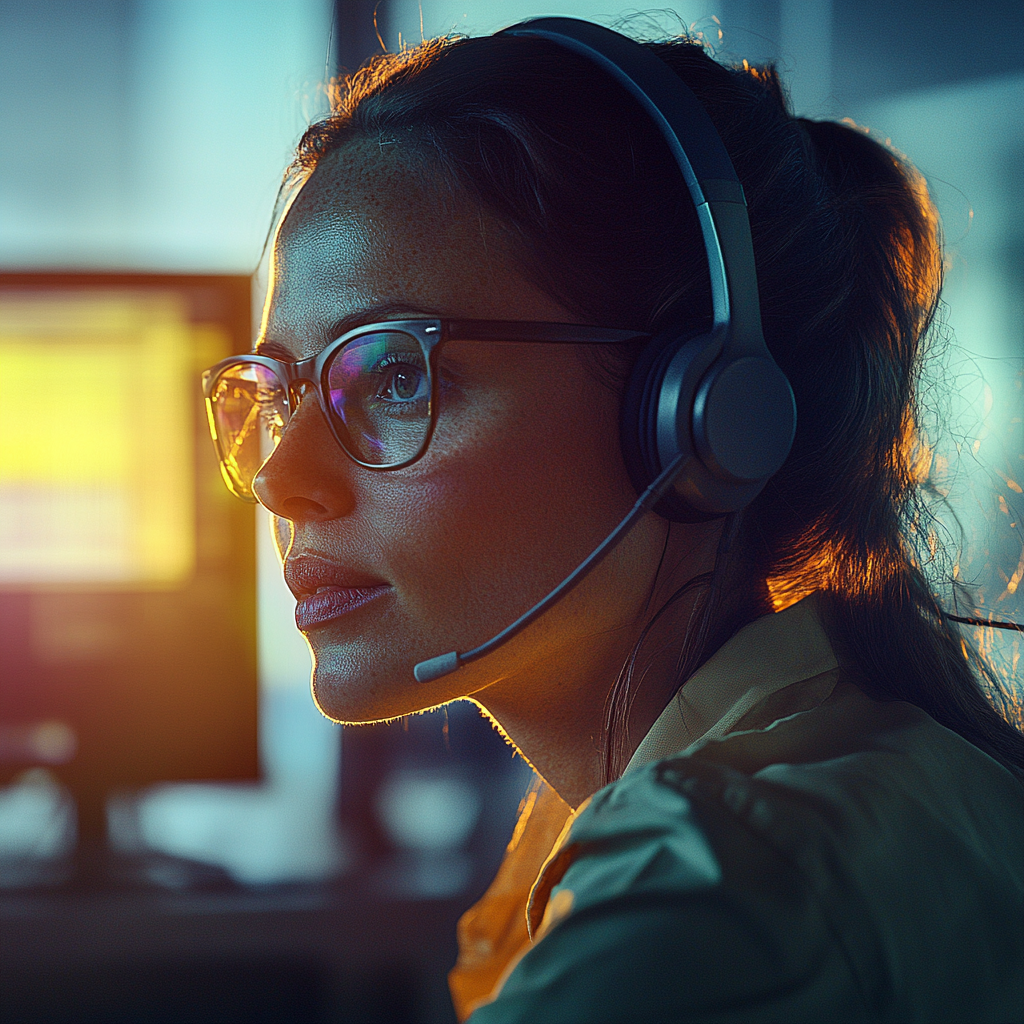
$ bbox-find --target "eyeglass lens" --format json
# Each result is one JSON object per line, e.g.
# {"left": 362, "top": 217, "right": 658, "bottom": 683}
{"left": 208, "top": 362, "right": 288, "bottom": 500}
{"left": 208, "top": 330, "right": 432, "bottom": 500}
{"left": 325, "top": 330, "right": 431, "bottom": 465}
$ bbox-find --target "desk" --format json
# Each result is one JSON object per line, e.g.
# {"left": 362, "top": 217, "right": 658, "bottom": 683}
{"left": 1, "top": 884, "right": 462, "bottom": 1023}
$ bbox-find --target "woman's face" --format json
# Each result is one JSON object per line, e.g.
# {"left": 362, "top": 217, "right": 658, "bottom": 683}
{"left": 254, "top": 139, "right": 673, "bottom": 725}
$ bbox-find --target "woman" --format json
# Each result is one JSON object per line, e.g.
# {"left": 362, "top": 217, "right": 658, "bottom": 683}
{"left": 203, "top": 20, "right": 1023, "bottom": 1023}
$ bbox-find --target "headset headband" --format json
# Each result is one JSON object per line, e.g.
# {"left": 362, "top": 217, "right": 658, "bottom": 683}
{"left": 498, "top": 17, "right": 766, "bottom": 358}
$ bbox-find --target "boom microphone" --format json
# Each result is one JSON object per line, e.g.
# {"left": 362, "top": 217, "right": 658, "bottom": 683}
{"left": 413, "top": 452, "right": 687, "bottom": 684}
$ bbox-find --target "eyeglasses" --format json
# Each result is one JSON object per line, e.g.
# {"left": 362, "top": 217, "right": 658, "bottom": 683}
{"left": 202, "top": 318, "right": 648, "bottom": 502}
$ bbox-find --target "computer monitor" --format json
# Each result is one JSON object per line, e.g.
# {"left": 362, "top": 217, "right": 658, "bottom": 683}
{"left": 0, "top": 273, "right": 258, "bottom": 826}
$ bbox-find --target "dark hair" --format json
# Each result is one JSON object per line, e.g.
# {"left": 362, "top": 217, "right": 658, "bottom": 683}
{"left": 287, "top": 33, "right": 1024, "bottom": 781}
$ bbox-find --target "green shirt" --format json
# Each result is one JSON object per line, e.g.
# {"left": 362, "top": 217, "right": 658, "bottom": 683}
{"left": 458, "top": 598, "right": 1024, "bottom": 1023}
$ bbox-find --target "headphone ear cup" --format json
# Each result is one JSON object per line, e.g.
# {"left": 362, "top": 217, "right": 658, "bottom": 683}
{"left": 620, "top": 332, "right": 721, "bottom": 523}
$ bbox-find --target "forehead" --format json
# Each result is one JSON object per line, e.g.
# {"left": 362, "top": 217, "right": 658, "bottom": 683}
{"left": 262, "top": 138, "right": 530, "bottom": 358}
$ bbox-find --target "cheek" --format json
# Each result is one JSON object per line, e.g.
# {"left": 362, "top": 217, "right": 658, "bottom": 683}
{"left": 366, "top": 371, "right": 634, "bottom": 630}
{"left": 271, "top": 515, "right": 293, "bottom": 561}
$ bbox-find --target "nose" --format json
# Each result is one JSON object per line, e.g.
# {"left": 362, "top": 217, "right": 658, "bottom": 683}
{"left": 252, "top": 389, "right": 356, "bottom": 521}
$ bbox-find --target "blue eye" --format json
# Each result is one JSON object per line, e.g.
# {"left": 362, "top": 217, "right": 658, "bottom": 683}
{"left": 374, "top": 353, "right": 429, "bottom": 405}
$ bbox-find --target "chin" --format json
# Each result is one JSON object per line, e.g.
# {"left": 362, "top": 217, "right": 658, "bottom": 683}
{"left": 307, "top": 643, "right": 448, "bottom": 725}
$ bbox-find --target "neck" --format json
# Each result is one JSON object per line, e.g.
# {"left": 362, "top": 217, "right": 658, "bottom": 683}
{"left": 474, "top": 624, "right": 629, "bottom": 809}
{"left": 476, "top": 570, "right": 712, "bottom": 809}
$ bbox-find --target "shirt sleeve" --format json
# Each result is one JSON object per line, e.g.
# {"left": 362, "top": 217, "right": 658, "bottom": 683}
{"left": 466, "top": 887, "right": 869, "bottom": 1024}
{"left": 468, "top": 755, "right": 874, "bottom": 1024}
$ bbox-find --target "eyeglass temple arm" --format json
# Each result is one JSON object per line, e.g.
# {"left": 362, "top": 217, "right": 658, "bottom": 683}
{"left": 444, "top": 320, "right": 649, "bottom": 345}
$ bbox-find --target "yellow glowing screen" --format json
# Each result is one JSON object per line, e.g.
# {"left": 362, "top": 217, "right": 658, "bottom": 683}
{"left": 0, "top": 291, "right": 221, "bottom": 586}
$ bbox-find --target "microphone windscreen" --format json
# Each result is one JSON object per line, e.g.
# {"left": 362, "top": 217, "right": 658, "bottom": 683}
{"left": 413, "top": 651, "right": 462, "bottom": 683}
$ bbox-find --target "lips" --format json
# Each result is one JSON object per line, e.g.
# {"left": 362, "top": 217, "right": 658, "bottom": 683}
{"left": 284, "top": 555, "right": 392, "bottom": 630}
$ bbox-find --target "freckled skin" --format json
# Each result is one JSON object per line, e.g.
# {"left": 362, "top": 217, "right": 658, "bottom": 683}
{"left": 254, "top": 138, "right": 720, "bottom": 806}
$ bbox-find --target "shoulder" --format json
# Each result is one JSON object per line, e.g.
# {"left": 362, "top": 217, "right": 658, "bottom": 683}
{"left": 469, "top": 680, "right": 1024, "bottom": 1024}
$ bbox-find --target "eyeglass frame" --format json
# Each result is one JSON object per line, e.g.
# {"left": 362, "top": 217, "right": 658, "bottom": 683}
{"left": 202, "top": 318, "right": 651, "bottom": 502}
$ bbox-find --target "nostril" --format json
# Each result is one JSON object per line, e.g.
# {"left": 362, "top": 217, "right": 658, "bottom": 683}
{"left": 281, "top": 496, "right": 330, "bottom": 520}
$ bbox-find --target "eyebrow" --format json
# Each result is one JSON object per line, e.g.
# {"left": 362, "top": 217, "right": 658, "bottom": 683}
{"left": 253, "top": 302, "right": 442, "bottom": 359}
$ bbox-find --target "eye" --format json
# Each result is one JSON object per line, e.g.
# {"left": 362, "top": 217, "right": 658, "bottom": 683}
{"left": 374, "top": 354, "right": 428, "bottom": 404}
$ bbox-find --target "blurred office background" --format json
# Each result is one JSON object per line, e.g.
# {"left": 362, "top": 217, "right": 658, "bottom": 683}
{"left": 1, "top": 2, "right": 1021, "bottom": 1021}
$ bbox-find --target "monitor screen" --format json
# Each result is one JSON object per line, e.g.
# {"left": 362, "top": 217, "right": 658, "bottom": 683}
{"left": 0, "top": 274, "right": 258, "bottom": 795}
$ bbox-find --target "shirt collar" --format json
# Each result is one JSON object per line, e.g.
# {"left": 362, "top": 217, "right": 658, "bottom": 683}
{"left": 623, "top": 594, "right": 838, "bottom": 776}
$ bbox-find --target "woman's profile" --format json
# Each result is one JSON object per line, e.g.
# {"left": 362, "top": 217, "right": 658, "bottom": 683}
{"left": 202, "top": 18, "right": 1023, "bottom": 1022}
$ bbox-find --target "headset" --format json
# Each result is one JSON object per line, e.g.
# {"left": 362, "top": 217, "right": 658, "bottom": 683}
{"left": 412, "top": 17, "right": 1024, "bottom": 683}
{"left": 495, "top": 18, "right": 797, "bottom": 523}
{"left": 413, "top": 17, "right": 797, "bottom": 683}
